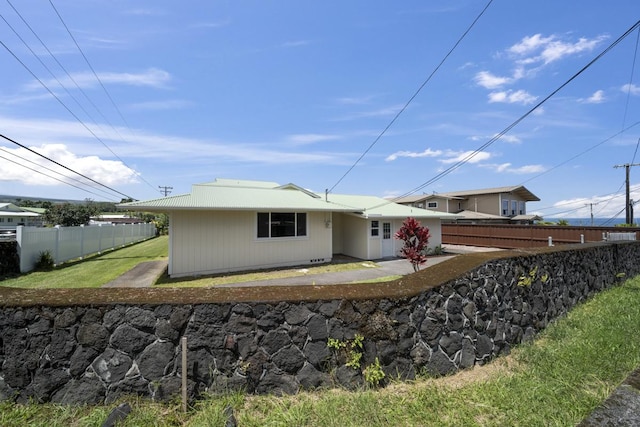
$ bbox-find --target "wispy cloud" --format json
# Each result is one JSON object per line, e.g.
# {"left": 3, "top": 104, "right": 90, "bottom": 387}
{"left": 474, "top": 71, "right": 514, "bottom": 89}
{"left": 484, "top": 162, "right": 545, "bottom": 174}
{"left": 621, "top": 83, "right": 640, "bottom": 96}
{"left": 488, "top": 90, "right": 537, "bottom": 105}
{"left": 385, "top": 148, "right": 443, "bottom": 162}
{"left": 385, "top": 147, "right": 491, "bottom": 165}
{"left": 439, "top": 150, "right": 491, "bottom": 164}
{"left": 281, "top": 40, "right": 311, "bottom": 48}
{"left": 474, "top": 33, "right": 607, "bottom": 105}
{"left": 510, "top": 34, "right": 608, "bottom": 65}
{"left": 580, "top": 90, "right": 606, "bottom": 104}
{"left": 25, "top": 68, "right": 172, "bottom": 92}
{"left": 127, "top": 99, "right": 194, "bottom": 111}
{"left": 335, "top": 104, "right": 404, "bottom": 121}
{"left": 285, "top": 133, "right": 342, "bottom": 145}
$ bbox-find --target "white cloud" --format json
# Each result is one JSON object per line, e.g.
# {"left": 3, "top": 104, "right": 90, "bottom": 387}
{"left": 508, "top": 34, "right": 555, "bottom": 56}
{"left": 488, "top": 90, "right": 537, "bottom": 105}
{"left": 483, "top": 162, "right": 545, "bottom": 174}
{"left": 385, "top": 148, "right": 443, "bottom": 162}
{"left": 286, "top": 134, "right": 342, "bottom": 145}
{"left": 581, "top": 90, "right": 606, "bottom": 104}
{"left": 26, "top": 68, "right": 172, "bottom": 91}
{"left": 474, "top": 71, "right": 513, "bottom": 89}
{"left": 0, "top": 144, "right": 138, "bottom": 186}
{"left": 496, "top": 134, "right": 521, "bottom": 144}
{"left": 509, "top": 33, "right": 607, "bottom": 66}
{"left": 335, "top": 104, "right": 404, "bottom": 121}
{"left": 439, "top": 150, "right": 491, "bottom": 164}
{"left": 336, "top": 95, "right": 377, "bottom": 105}
{"left": 621, "top": 83, "right": 640, "bottom": 96}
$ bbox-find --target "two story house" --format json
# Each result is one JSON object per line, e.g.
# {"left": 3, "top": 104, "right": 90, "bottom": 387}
{"left": 394, "top": 186, "right": 541, "bottom": 224}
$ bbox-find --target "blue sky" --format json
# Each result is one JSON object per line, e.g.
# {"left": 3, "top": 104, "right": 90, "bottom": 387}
{"left": 1, "top": 1, "right": 639, "bottom": 220}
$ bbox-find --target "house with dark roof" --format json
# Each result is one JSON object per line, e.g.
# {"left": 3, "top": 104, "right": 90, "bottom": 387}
{"left": 393, "top": 186, "right": 541, "bottom": 224}
{"left": 120, "top": 179, "right": 458, "bottom": 277}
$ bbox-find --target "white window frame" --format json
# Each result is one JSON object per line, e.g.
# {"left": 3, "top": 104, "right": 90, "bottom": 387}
{"left": 427, "top": 201, "right": 438, "bottom": 209}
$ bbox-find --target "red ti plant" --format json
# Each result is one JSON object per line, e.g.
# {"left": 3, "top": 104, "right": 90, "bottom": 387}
{"left": 394, "top": 217, "right": 431, "bottom": 272}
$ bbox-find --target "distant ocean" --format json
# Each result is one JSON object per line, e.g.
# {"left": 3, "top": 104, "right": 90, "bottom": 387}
{"left": 545, "top": 218, "right": 631, "bottom": 227}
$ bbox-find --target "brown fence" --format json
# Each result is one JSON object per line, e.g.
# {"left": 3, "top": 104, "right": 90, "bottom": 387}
{"left": 442, "top": 223, "right": 640, "bottom": 249}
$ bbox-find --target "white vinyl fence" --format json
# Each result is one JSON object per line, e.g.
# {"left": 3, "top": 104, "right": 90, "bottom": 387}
{"left": 16, "top": 223, "right": 156, "bottom": 273}
{"left": 605, "top": 232, "right": 637, "bottom": 241}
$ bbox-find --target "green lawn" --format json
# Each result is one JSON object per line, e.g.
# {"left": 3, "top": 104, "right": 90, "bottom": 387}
{"left": 0, "top": 236, "right": 168, "bottom": 289}
{"left": 1, "top": 237, "right": 380, "bottom": 288}
{"left": 2, "top": 275, "right": 639, "bottom": 426}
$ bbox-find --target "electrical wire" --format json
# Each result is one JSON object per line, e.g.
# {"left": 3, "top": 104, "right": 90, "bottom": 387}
{"left": 3, "top": 0, "right": 160, "bottom": 195}
{"left": 0, "top": 147, "right": 118, "bottom": 200}
{"left": 0, "top": 132, "right": 133, "bottom": 200}
{"left": 328, "top": 0, "right": 494, "bottom": 193}
{"left": 519, "top": 120, "right": 640, "bottom": 186}
{"left": 365, "top": 18, "right": 640, "bottom": 212}
{"left": 0, "top": 154, "right": 117, "bottom": 200}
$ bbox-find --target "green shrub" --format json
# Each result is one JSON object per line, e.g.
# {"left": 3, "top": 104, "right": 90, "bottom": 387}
{"left": 34, "top": 250, "right": 54, "bottom": 271}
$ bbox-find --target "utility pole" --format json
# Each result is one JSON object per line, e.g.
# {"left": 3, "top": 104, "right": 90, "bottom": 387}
{"left": 613, "top": 163, "right": 640, "bottom": 225}
{"left": 158, "top": 186, "right": 173, "bottom": 197}
{"left": 584, "top": 202, "right": 597, "bottom": 226}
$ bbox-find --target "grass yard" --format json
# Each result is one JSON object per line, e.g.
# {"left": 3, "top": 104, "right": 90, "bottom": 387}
{"left": 2, "top": 275, "right": 640, "bottom": 426}
{"left": 1, "top": 236, "right": 383, "bottom": 288}
{"left": 0, "top": 236, "right": 169, "bottom": 289}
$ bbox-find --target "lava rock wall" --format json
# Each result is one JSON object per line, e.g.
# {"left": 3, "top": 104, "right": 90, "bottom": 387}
{"left": 1, "top": 243, "right": 639, "bottom": 404}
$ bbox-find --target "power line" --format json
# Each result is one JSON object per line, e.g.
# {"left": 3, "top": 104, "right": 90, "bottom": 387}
{"left": 48, "top": 0, "right": 133, "bottom": 132}
{"left": 366, "top": 18, "right": 640, "bottom": 212}
{"left": 519, "top": 120, "right": 640, "bottom": 186}
{"left": 328, "top": 0, "right": 494, "bottom": 193}
{"left": 1, "top": 146, "right": 120, "bottom": 200}
{"left": 0, "top": 132, "right": 133, "bottom": 200}
{"left": 2, "top": 0, "right": 159, "bottom": 195}
{"left": 0, "top": 153, "right": 117, "bottom": 201}
{"left": 158, "top": 186, "right": 173, "bottom": 197}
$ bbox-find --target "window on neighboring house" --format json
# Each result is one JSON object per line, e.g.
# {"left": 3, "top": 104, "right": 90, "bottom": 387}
{"left": 519, "top": 201, "right": 526, "bottom": 215}
{"left": 371, "top": 220, "right": 379, "bottom": 237}
{"left": 427, "top": 202, "right": 438, "bottom": 208}
{"left": 0, "top": 218, "right": 4, "bottom": 223}
{"left": 257, "top": 212, "right": 307, "bottom": 238}
{"left": 511, "top": 200, "right": 518, "bottom": 216}
{"left": 7, "top": 218, "right": 13, "bottom": 223}
{"left": 502, "top": 199, "right": 509, "bottom": 216}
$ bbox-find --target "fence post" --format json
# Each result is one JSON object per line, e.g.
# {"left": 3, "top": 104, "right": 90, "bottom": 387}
{"left": 80, "top": 224, "right": 85, "bottom": 260}
{"left": 548, "top": 236, "right": 553, "bottom": 247}
{"left": 580, "top": 234, "right": 584, "bottom": 244}
{"left": 55, "top": 225, "right": 61, "bottom": 265}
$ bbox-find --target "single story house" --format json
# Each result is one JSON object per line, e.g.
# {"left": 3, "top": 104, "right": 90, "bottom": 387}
{"left": 393, "top": 185, "right": 541, "bottom": 224}
{"left": 119, "top": 179, "right": 458, "bottom": 277}
{"left": 0, "top": 203, "right": 43, "bottom": 230}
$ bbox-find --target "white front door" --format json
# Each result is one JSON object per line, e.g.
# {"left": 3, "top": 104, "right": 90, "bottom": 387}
{"left": 381, "top": 222, "right": 394, "bottom": 257}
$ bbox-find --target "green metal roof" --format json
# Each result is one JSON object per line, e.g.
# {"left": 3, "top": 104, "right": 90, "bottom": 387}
{"left": 324, "top": 193, "right": 459, "bottom": 219}
{"left": 119, "top": 179, "right": 459, "bottom": 219}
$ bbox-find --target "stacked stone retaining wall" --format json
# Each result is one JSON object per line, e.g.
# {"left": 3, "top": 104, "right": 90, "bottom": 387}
{"left": 1, "top": 242, "right": 639, "bottom": 404}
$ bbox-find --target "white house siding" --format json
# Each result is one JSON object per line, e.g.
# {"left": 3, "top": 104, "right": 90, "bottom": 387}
{"left": 169, "top": 210, "right": 332, "bottom": 277}
{"left": 331, "top": 212, "right": 343, "bottom": 255}
{"left": 335, "top": 213, "right": 369, "bottom": 260}
{"left": 423, "top": 218, "right": 443, "bottom": 249}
